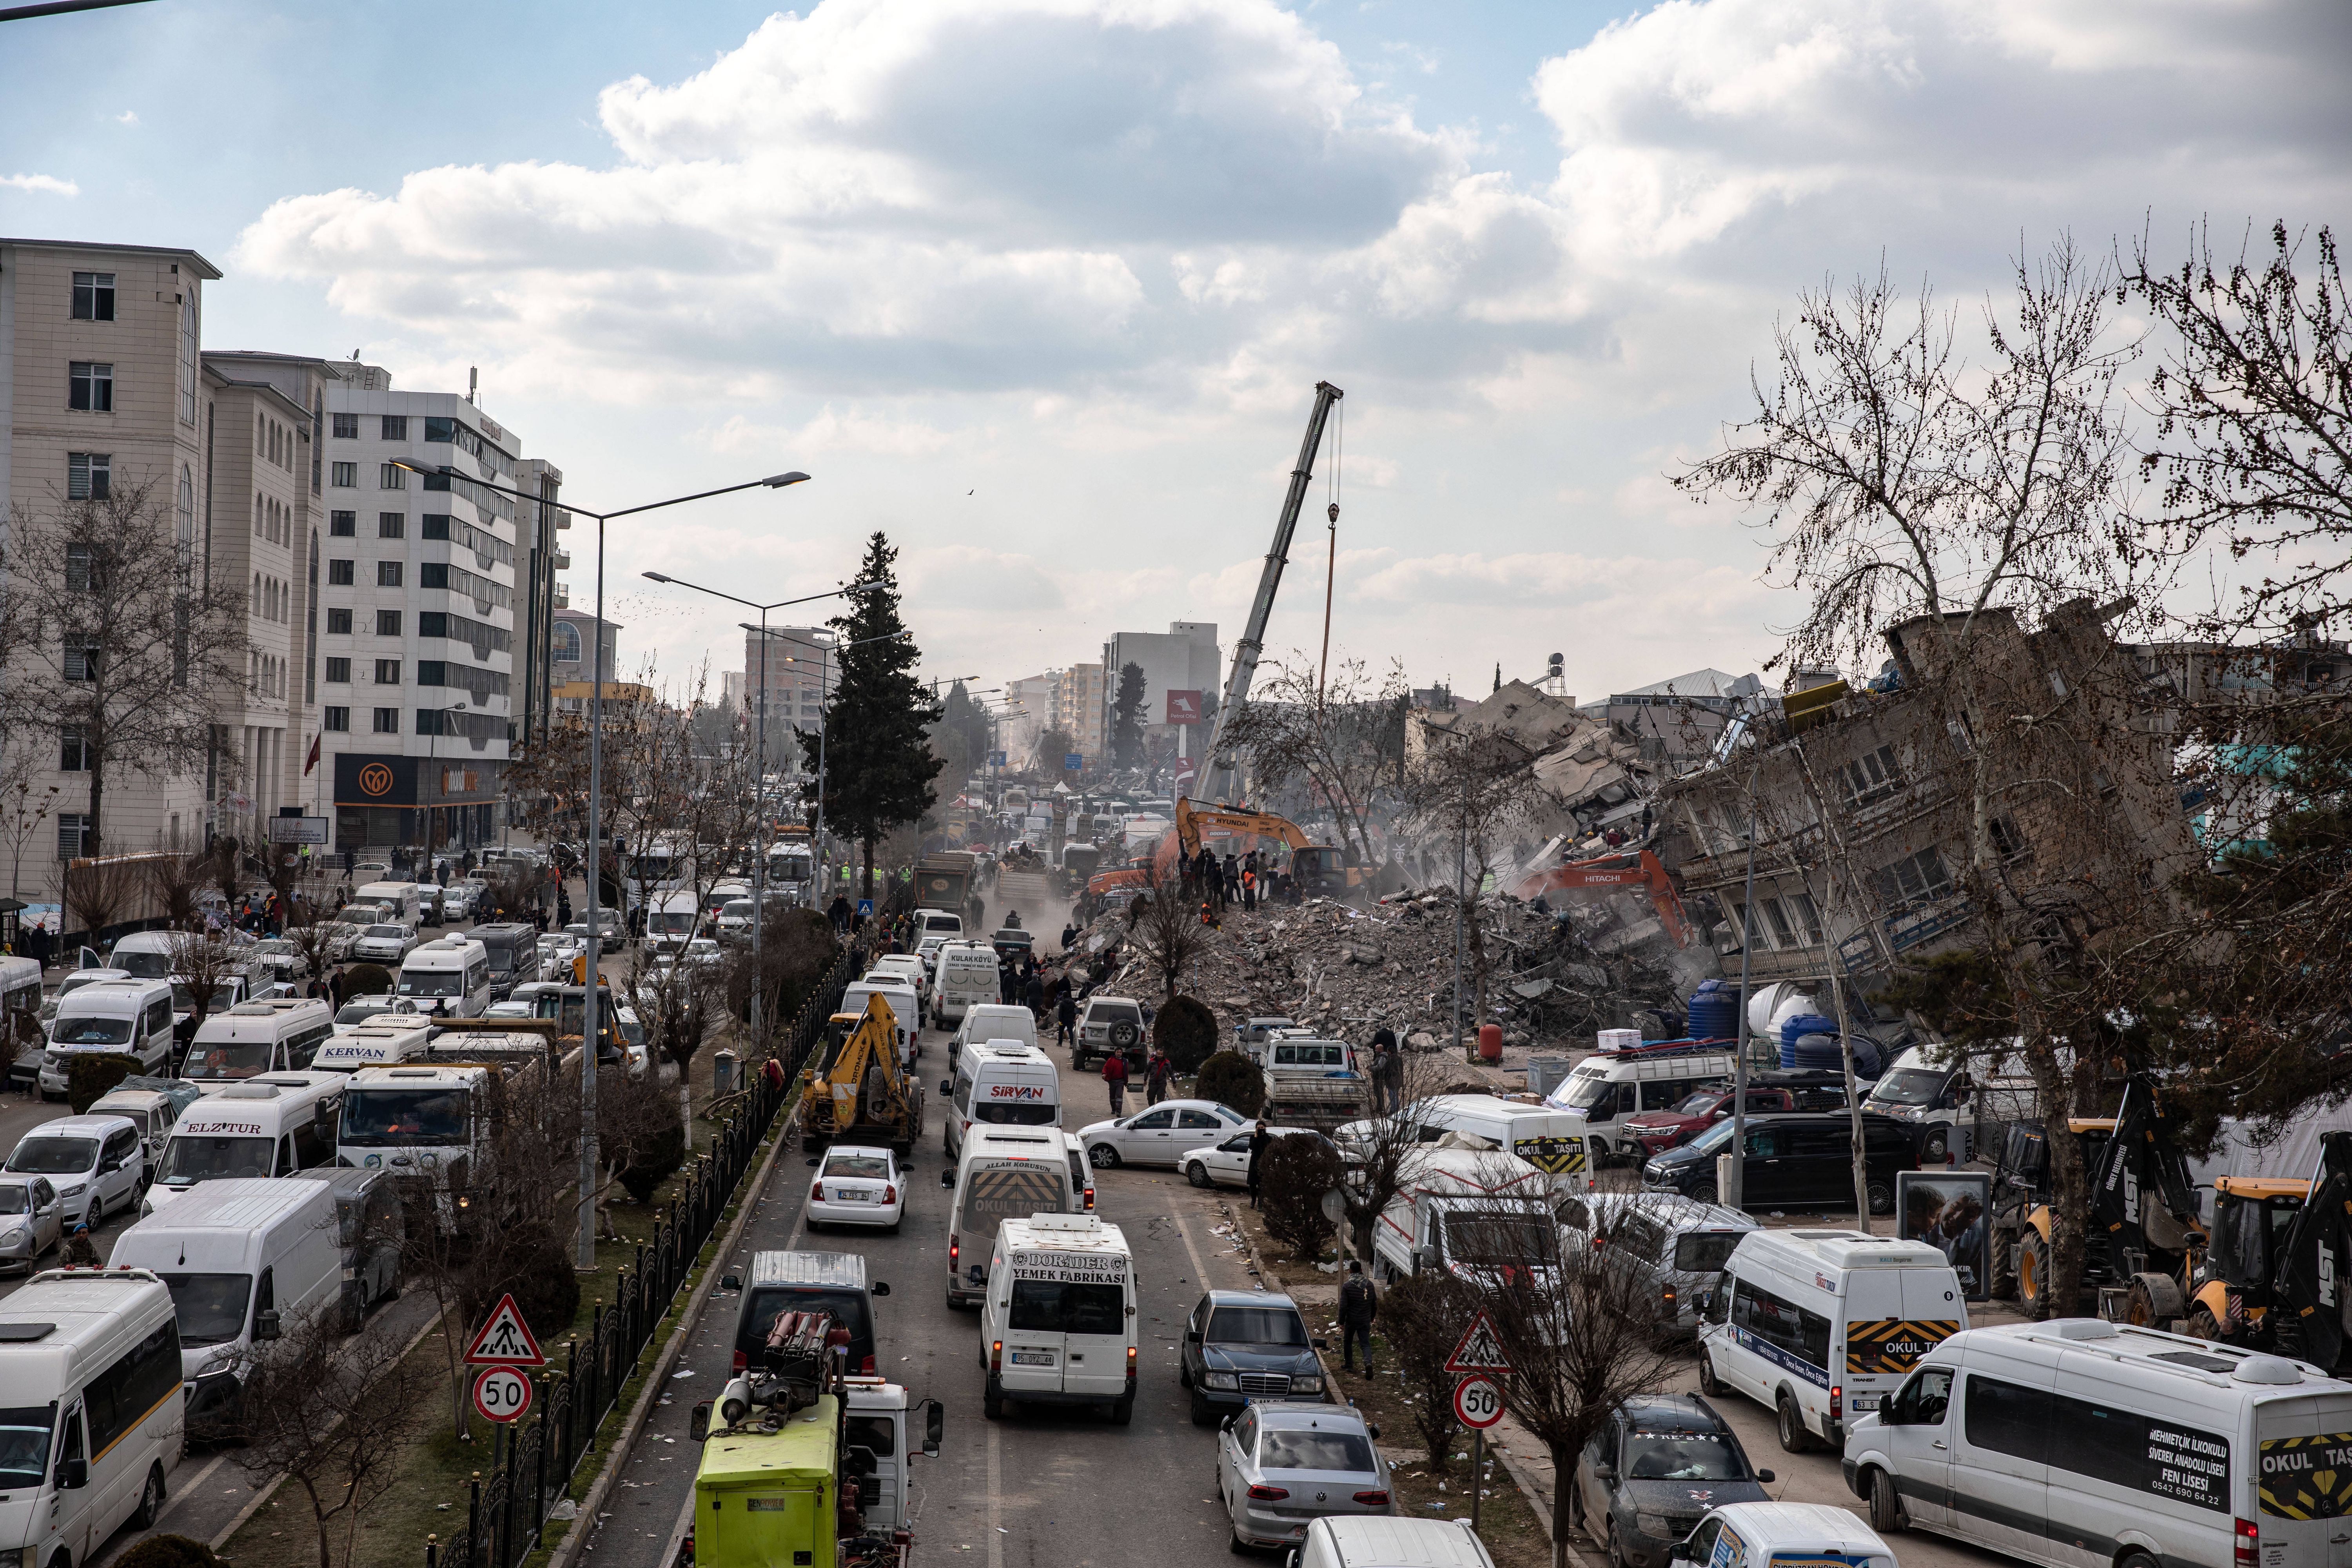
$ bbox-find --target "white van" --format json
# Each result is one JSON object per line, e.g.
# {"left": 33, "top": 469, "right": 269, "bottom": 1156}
{"left": 181, "top": 998, "right": 336, "bottom": 1083}
{"left": 933, "top": 944, "right": 1001, "bottom": 1029}
{"left": 105, "top": 929, "right": 180, "bottom": 981}
{"left": 40, "top": 978, "right": 176, "bottom": 1094}
{"left": 645, "top": 891, "right": 702, "bottom": 956}
{"left": 1407, "top": 1095, "right": 1604, "bottom": 1194}
{"left": 942, "top": 1040, "right": 1061, "bottom": 1161}
{"left": 841, "top": 978, "right": 920, "bottom": 1067}
{"left": 394, "top": 936, "right": 491, "bottom": 1020}
{"left": 1372, "top": 1146, "right": 1561, "bottom": 1289}
{"left": 1861, "top": 1045, "right": 2038, "bottom": 1166}
{"left": 1672, "top": 1501, "right": 1896, "bottom": 1568}
{"left": 944, "top": 1126, "right": 1077, "bottom": 1308}
{"left": 1545, "top": 1044, "right": 1739, "bottom": 1159}
{"left": 4, "top": 1114, "right": 147, "bottom": 1228}
{"left": 1843, "top": 1319, "right": 2352, "bottom": 1568}
{"left": 982, "top": 1212, "right": 1137, "bottom": 1423}
{"left": 0, "top": 1267, "right": 184, "bottom": 1567}
{"left": 1698, "top": 1228, "right": 1966, "bottom": 1455}
{"left": 312, "top": 1019, "right": 436, "bottom": 1073}
{"left": 142, "top": 1072, "right": 346, "bottom": 1216}
{"left": 353, "top": 880, "right": 422, "bottom": 927}
{"left": 953, "top": 1002, "right": 1039, "bottom": 1056}
{"left": 110, "top": 1177, "right": 341, "bottom": 1438}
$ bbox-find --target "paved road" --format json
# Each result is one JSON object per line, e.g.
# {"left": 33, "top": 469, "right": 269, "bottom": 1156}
{"left": 603, "top": 1014, "right": 1266, "bottom": 1568}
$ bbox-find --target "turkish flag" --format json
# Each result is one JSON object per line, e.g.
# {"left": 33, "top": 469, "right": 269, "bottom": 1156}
{"left": 304, "top": 733, "right": 321, "bottom": 775}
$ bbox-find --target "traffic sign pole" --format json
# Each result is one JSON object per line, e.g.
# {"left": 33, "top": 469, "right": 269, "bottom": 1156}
{"left": 1451, "top": 1374, "right": 1504, "bottom": 1537}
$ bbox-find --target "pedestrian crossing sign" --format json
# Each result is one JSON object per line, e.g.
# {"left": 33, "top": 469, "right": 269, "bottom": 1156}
{"left": 463, "top": 1293, "right": 547, "bottom": 1367}
{"left": 1443, "top": 1310, "right": 1512, "bottom": 1375}
{"left": 857, "top": 898, "right": 875, "bottom": 917}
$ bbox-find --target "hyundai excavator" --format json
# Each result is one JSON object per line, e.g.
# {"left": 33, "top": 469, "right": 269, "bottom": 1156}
{"left": 797, "top": 994, "right": 923, "bottom": 1158}
{"left": 1170, "top": 797, "right": 1365, "bottom": 898}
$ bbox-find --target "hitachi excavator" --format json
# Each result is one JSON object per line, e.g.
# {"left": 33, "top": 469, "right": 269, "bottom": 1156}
{"left": 797, "top": 994, "right": 923, "bottom": 1158}
{"left": 1171, "top": 797, "right": 1365, "bottom": 898}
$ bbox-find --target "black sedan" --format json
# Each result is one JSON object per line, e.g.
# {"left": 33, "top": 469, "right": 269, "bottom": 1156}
{"left": 1642, "top": 1110, "right": 1915, "bottom": 1214}
{"left": 1178, "top": 1289, "right": 1328, "bottom": 1426}
{"left": 1568, "top": 1395, "right": 1772, "bottom": 1568}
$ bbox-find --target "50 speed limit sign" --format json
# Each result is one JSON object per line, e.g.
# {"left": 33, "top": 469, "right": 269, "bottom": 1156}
{"left": 1452, "top": 1374, "right": 1504, "bottom": 1430}
{"left": 472, "top": 1365, "right": 535, "bottom": 1425}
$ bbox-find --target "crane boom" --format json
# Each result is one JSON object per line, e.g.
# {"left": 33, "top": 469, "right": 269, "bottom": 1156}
{"left": 1203, "top": 379, "right": 1343, "bottom": 803}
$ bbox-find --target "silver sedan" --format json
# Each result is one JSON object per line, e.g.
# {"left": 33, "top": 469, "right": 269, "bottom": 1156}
{"left": 0, "top": 1175, "right": 65, "bottom": 1271}
{"left": 1076, "top": 1100, "right": 1247, "bottom": 1169}
{"left": 1217, "top": 1401, "right": 1392, "bottom": 1553}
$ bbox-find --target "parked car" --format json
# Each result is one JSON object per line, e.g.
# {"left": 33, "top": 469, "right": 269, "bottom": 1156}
{"left": 332, "top": 995, "right": 402, "bottom": 1030}
{"left": 1288, "top": 1518, "right": 1497, "bottom": 1568}
{"left": 805, "top": 1145, "right": 903, "bottom": 1233}
{"left": 352, "top": 924, "right": 419, "bottom": 965}
{"left": 1072, "top": 995, "right": 1147, "bottom": 1071}
{"left": 1218, "top": 1400, "right": 1391, "bottom": 1553}
{"left": 1567, "top": 1395, "right": 1773, "bottom": 1568}
{"left": 4, "top": 1114, "right": 146, "bottom": 1228}
{"left": 248, "top": 938, "right": 311, "bottom": 985}
{"left": 1619, "top": 1087, "right": 1799, "bottom": 1159}
{"left": 1179, "top": 1126, "right": 1330, "bottom": 1190}
{"left": 1078, "top": 1100, "right": 1247, "bottom": 1168}
{"left": 1642, "top": 1111, "right": 1915, "bottom": 1214}
{"left": 1561, "top": 1192, "right": 1759, "bottom": 1340}
{"left": 1180, "top": 1288, "right": 1327, "bottom": 1426}
{"left": 0, "top": 1174, "right": 65, "bottom": 1270}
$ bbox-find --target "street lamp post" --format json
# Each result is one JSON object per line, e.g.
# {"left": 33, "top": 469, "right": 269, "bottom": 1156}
{"left": 391, "top": 458, "right": 809, "bottom": 1270}
{"left": 639, "top": 575, "right": 880, "bottom": 1045}
{"left": 425, "top": 700, "right": 468, "bottom": 875}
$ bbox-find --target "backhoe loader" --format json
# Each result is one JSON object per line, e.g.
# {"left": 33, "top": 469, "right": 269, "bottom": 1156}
{"left": 798, "top": 994, "right": 923, "bottom": 1157}
{"left": 2180, "top": 1129, "right": 2352, "bottom": 1372}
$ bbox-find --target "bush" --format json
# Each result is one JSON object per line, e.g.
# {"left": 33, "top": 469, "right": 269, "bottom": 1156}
{"left": 1194, "top": 1050, "right": 1265, "bottom": 1118}
{"left": 1258, "top": 1132, "right": 1344, "bottom": 1260}
{"left": 1154, "top": 994, "right": 1220, "bottom": 1073}
{"left": 68, "top": 1053, "right": 143, "bottom": 1114}
{"left": 113, "top": 1537, "right": 223, "bottom": 1568}
{"left": 1379, "top": 1272, "right": 1473, "bottom": 1470}
{"left": 344, "top": 962, "right": 394, "bottom": 998}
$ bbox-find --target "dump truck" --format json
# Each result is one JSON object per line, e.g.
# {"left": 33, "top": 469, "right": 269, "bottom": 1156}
{"left": 912, "top": 853, "right": 978, "bottom": 917}
{"left": 799, "top": 995, "right": 924, "bottom": 1156}
{"left": 682, "top": 1312, "right": 943, "bottom": 1568}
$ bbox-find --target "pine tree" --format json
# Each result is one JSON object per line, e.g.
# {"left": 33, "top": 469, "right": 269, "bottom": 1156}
{"left": 1111, "top": 661, "right": 1148, "bottom": 770}
{"left": 799, "top": 533, "right": 943, "bottom": 898}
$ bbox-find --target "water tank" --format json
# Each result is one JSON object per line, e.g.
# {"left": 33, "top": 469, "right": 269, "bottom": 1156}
{"left": 1685, "top": 981, "right": 1739, "bottom": 1043}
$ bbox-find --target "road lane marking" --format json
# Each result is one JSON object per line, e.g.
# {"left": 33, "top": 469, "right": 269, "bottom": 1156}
{"left": 1169, "top": 1208, "right": 1212, "bottom": 1287}
{"left": 987, "top": 1416, "right": 1004, "bottom": 1568}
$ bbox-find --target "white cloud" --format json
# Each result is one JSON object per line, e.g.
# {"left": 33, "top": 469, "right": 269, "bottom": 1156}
{"left": 115, "top": 111, "right": 139, "bottom": 127}
{"left": 1, "top": 173, "right": 78, "bottom": 196}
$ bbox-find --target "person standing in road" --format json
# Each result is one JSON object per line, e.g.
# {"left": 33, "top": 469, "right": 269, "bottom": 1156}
{"left": 1103, "top": 1049, "right": 1129, "bottom": 1115}
{"left": 1246, "top": 1120, "right": 1272, "bottom": 1209}
{"left": 1337, "top": 1260, "right": 1378, "bottom": 1375}
{"left": 1023, "top": 969, "right": 1045, "bottom": 1016}
{"left": 1146, "top": 1048, "right": 1174, "bottom": 1106}
{"left": 1369, "top": 1027, "right": 1399, "bottom": 1113}
{"left": 1056, "top": 989, "right": 1078, "bottom": 1049}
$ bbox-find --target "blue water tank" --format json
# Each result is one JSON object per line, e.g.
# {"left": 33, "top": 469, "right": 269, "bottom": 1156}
{"left": 1778, "top": 1013, "right": 1838, "bottom": 1067}
{"left": 1685, "top": 982, "right": 1738, "bottom": 1044}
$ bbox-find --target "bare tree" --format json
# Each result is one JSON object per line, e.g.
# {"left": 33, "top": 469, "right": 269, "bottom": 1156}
{"left": 1675, "top": 238, "right": 2161, "bottom": 1312}
{"left": 1218, "top": 655, "right": 1406, "bottom": 872}
{"left": 220, "top": 1303, "right": 432, "bottom": 1568}
{"left": 0, "top": 739, "right": 61, "bottom": 910}
{"left": 167, "top": 932, "right": 251, "bottom": 1056}
{"left": 622, "top": 951, "right": 720, "bottom": 1147}
{"left": 1401, "top": 726, "right": 1551, "bottom": 1030}
{"left": 145, "top": 853, "right": 208, "bottom": 933}
{"left": 1125, "top": 854, "right": 1211, "bottom": 999}
{"left": 6, "top": 479, "right": 243, "bottom": 862}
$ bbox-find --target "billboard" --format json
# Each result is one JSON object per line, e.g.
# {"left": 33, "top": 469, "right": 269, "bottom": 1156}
{"left": 334, "top": 753, "right": 419, "bottom": 807}
{"left": 1164, "top": 690, "right": 1202, "bottom": 725}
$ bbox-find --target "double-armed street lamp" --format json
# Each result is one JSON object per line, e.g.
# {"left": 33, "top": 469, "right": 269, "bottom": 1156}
{"left": 389, "top": 457, "right": 811, "bottom": 1269}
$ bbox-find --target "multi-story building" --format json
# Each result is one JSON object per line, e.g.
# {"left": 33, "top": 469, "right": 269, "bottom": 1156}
{"left": 316, "top": 370, "right": 528, "bottom": 853}
{"left": 554, "top": 608, "right": 621, "bottom": 686}
{"left": 0, "top": 237, "right": 218, "bottom": 907}
{"left": 742, "top": 625, "right": 833, "bottom": 772}
{"left": 511, "top": 456, "right": 567, "bottom": 749}
{"left": 720, "top": 670, "right": 749, "bottom": 717}
{"left": 1102, "top": 621, "right": 1221, "bottom": 759}
{"left": 1049, "top": 662, "right": 1106, "bottom": 766}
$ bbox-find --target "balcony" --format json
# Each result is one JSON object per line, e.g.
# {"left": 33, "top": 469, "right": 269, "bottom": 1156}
{"left": 553, "top": 584, "right": 570, "bottom": 608}
{"left": 552, "top": 548, "right": 571, "bottom": 570}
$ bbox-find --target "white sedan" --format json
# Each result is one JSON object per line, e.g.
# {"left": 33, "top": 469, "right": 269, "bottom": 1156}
{"left": 1179, "top": 1126, "right": 1328, "bottom": 1189}
{"left": 1078, "top": 1100, "right": 1249, "bottom": 1169}
{"left": 351, "top": 924, "right": 418, "bottom": 964}
{"left": 804, "top": 1146, "right": 902, "bottom": 1233}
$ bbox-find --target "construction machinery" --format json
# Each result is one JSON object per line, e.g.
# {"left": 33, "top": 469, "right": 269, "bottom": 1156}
{"left": 1989, "top": 1072, "right": 2207, "bottom": 1319}
{"left": 1201, "top": 381, "right": 1344, "bottom": 804}
{"left": 1508, "top": 849, "right": 1696, "bottom": 947}
{"left": 1171, "top": 797, "right": 1365, "bottom": 898}
{"left": 2175, "top": 1130, "right": 2352, "bottom": 1371}
{"left": 798, "top": 994, "right": 923, "bottom": 1157}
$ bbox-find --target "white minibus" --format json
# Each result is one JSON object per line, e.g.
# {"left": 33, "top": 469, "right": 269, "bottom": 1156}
{"left": 142, "top": 1072, "right": 346, "bottom": 1216}
{"left": 181, "top": 998, "right": 335, "bottom": 1082}
{"left": 394, "top": 936, "right": 491, "bottom": 1019}
{"left": 944, "top": 1125, "right": 1076, "bottom": 1308}
{"left": 40, "top": 979, "right": 176, "bottom": 1095}
{"left": 941, "top": 1040, "right": 1060, "bottom": 1161}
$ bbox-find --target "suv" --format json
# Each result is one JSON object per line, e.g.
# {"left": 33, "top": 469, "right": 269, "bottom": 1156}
{"left": 1560, "top": 1192, "right": 1758, "bottom": 1340}
{"left": 1620, "top": 1087, "right": 1797, "bottom": 1158}
{"left": 1568, "top": 1395, "right": 1772, "bottom": 1568}
{"left": 1180, "top": 1288, "right": 1327, "bottom": 1426}
{"left": 1643, "top": 1111, "right": 1916, "bottom": 1214}
{"left": 1073, "top": 996, "right": 1146, "bottom": 1071}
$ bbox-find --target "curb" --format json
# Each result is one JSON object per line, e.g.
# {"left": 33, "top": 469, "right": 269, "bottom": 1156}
{"left": 543, "top": 1096, "right": 799, "bottom": 1568}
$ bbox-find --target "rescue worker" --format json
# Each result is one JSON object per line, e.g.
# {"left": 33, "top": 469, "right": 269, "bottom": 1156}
{"left": 1146, "top": 1048, "right": 1175, "bottom": 1106}
{"left": 1056, "top": 989, "right": 1078, "bottom": 1049}
{"left": 1246, "top": 1120, "right": 1272, "bottom": 1210}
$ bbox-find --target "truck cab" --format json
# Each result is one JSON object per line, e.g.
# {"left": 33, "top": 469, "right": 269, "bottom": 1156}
{"left": 334, "top": 1062, "right": 512, "bottom": 1229}
{"left": 686, "top": 1376, "right": 941, "bottom": 1568}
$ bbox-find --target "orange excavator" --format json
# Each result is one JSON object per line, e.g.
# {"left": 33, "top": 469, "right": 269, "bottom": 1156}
{"left": 1172, "top": 797, "right": 1366, "bottom": 898}
{"left": 1508, "top": 849, "right": 1695, "bottom": 947}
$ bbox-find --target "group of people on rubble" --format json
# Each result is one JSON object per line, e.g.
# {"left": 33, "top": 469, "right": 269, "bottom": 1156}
{"left": 1184, "top": 844, "right": 1296, "bottom": 915}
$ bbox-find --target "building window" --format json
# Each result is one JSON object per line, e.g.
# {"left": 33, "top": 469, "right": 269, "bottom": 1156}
{"left": 378, "top": 512, "right": 405, "bottom": 539}
{"left": 416, "top": 709, "right": 443, "bottom": 736}
{"left": 179, "top": 296, "right": 199, "bottom": 426}
{"left": 330, "top": 510, "right": 356, "bottom": 537}
{"left": 60, "top": 728, "right": 88, "bottom": 771}
{"left": 1875, "top": 848, "right": 1955, "bottom": 908}
{"left": 381, "top": 415, "right": 408, "bottom": 441}
{"left": 371, "top": 708, "right": 399, "bottom": 734}
{"left": 376, "top": 610, "right": 402, "bottom": 637}
{"left": 71, "top": 271, "right": 115, "bottom": 321}
{"left": 375, "top": 659, "right": 402, "bottom": 684}
{"left": 378, "top": 462, "right": 406, "bottom": 490}
{"left": 68, "top": 361, "right": 114, "bottom": 412}
{"left": 332, "top": 412, "right": 359, "bottom": 439}
{"left": 551, "top": 621, "right": 581, "bottom": 664}
{"left": 325, "top": 657, "right": 351, "bottom": 683}
{"left": 417, "top": 661, "right": 446, "bottom": 686}
{"left": 326, "top": 608, "right": 353, "bottom": 635}
{"left": 322, "top": 706, "right": 350, "bottom": 732}
{"left": 64, "top": 644, "right": 100, "bottom": 681}
{"left": 56, "top": 813, "right": 89, "bottom": 860}
{"left": 67, "top": 452, "right": 112, "bottom": 501}
{"left": 327, "top": 559, "right": 355, "bottom": 586}
{"left": 1989, "top": 817, "right": 2029, "bottom": 859}
{"left": 1758, "top": 897, "right": 1799, "bottom": 948}
{"left": 1836, "top": 744, "right": 1904, "bottom": 804}
{"left": 377, "top": 561, "right": 403, "bottom": 588}
{"left": 1785, "top": 891, "right": 1825, "bottom": 944}
{"left": 331, "top": 462, "right": 357, "bottom": 488}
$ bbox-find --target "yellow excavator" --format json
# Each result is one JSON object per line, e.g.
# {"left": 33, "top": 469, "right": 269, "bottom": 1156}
{"left": 1171, "top": 797, "right": 1365, "bottom": 898}
{"left": 798, "top": 994, "right": 924, "bottom": 1158}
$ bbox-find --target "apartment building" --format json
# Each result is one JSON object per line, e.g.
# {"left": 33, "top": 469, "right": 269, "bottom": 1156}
{"left": 512, "top": 456, "right": 568, "bottom": 748}
{"left": 0, "top": 237, "right": 218, "bottom": 906}
{"left": 316, "top": 370, "right": 527, "bottom": 853}
{"left": 742, "top": 625, "right": 833, "bottom": 770}
{"left": 1049, "top": 661, "right": 1106, "bottom": 766}
{"left": 1102, "top": 621, "right": 1220, "bottom": 756}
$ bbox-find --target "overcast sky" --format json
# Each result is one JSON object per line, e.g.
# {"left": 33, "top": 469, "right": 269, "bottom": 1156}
{"left": 5, "top": 0, "right": 2347, "bottom": 705}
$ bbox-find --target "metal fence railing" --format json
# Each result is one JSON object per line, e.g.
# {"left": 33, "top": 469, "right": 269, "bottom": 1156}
{"left": 424, "top": 929, "right": 871, "bottom": 1568}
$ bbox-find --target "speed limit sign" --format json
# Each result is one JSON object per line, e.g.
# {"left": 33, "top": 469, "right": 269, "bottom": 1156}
{"left": 472, "top": 1365, "right": 535, "bottom": 1424}
{"left": 1452, "top": 1374, "right": 1503, "bottom": 1430}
